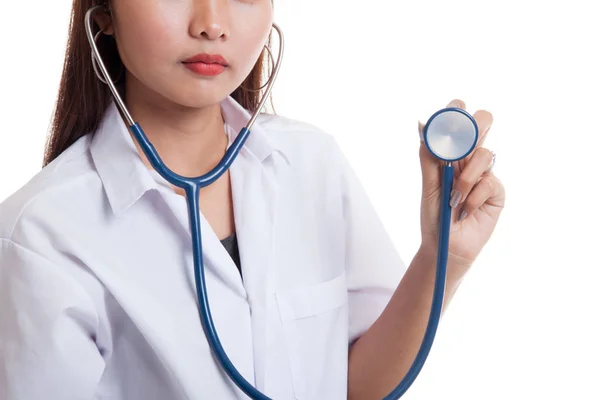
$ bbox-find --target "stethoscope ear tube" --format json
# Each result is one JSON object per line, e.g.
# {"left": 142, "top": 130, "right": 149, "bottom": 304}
{"left": 382, "top": 163, "right": 452, "bottom": 399}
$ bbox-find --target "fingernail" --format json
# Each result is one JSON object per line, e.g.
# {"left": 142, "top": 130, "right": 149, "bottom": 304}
{"left": 448, "top": 100, "right": 461, "bottom": 108}
{"left": 418, "top": 121, "right": 425, "bottom": 142}
{"left": 459, "top": 209, "right": 468, "bottom": 221}
{"left": 450, "top": 190, "right": 462, "bottom": 208}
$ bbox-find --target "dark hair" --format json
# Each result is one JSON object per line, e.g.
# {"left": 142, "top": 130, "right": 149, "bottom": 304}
{"left": 43, "top": 0, "right": 274, "bottom": 167}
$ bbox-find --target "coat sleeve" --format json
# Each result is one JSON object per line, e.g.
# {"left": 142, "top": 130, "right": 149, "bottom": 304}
{"left": 327, "top": 136, "right": 409, "bottom": 345}
{"left": 0, "top": 238, "right": 105, "bottom": 399}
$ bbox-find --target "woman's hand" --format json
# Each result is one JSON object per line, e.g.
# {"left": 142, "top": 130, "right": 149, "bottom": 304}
{"left": 418, "top": 99, "right": 506, "bottom": 276}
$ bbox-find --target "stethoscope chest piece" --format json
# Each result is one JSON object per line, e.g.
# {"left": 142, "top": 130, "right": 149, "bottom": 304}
{"left": 423, "top": 107, "right": 479, "bottom": 162}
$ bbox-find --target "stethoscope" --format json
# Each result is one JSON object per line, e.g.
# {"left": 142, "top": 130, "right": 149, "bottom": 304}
{"left": 85, "top": 6, "right": 479, "bottom": 399}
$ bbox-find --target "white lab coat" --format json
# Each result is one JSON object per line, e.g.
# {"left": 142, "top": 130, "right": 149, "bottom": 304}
{"left": 0, "top": 96, "right": 407, "bottom": 399}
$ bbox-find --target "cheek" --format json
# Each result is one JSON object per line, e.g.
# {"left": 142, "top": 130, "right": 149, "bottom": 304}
{"left": 230, "top": 8, "right": 274, "bottom": 77}
{"left": 113, "top": 3, "right": 185, "bottom": 78}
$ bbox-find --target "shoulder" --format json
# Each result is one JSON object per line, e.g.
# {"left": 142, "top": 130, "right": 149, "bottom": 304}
{"left": 256, "top": 113, "right": 342, "bottom": 167}
{"left": 257, "top": 113, "right": 330, "bottom": 139}
{"left": 0, "top": 134, "right": 96, "bottom": 241}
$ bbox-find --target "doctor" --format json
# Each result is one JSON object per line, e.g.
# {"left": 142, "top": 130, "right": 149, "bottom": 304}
{"left": 0, "top": 0, "right": 505, "bottom": 399}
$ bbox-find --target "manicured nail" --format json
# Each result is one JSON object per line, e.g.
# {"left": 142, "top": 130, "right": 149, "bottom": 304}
{"left": 418, "top": 121, "right": 425, "bottom": 142}
{"left": 459, "top": 210, "right": 468, "bottom": 221}
{"left": 448, "top": 100, "right": 462, "bottom": 108}
{"left": 450, "top": 190, "right": 462, "bottom": 208}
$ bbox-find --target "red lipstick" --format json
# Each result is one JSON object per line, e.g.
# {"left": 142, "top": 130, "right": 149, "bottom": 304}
{"left": 182, "top": 53, "right": 228, "bottom": 77}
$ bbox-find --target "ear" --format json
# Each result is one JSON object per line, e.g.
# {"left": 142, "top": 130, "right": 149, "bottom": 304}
{"left": 93, "top": 9, "right": 115, "bottom": 35}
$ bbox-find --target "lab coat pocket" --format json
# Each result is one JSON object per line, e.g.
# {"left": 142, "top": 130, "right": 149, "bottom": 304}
{"left": 275, "top": 272, "right": 349, "bottom": 399}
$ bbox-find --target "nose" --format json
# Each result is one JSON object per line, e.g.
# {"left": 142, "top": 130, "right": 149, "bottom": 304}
{"left": 189, "top": 0, "right": 229, "bottom": 40}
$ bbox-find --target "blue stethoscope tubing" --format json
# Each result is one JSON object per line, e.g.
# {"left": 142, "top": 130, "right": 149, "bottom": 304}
{"left": 85, "top": 5, "right": 476, "bottom": 399}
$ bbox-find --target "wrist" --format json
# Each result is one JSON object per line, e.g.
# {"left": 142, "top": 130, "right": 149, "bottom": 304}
{"left": 416, "top": 242, "right": 472, "bottom": 286}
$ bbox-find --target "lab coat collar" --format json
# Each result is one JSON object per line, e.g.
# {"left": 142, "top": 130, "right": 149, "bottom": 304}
{"left": 89, "top": 100, "right": 156, "bottom": 217}
{"left": 90, "top": 96, "right": 289, "bottom": 217}
{"left": 220, "top": 96, "right": 291, "bottom": 166}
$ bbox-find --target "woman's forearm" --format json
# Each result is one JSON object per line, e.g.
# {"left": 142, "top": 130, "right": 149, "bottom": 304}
{"left": 347, "top": 246, "right": 468, "bottom": 400}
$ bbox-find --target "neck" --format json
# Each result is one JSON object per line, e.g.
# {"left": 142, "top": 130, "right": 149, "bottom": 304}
{"left": 123, "top": 84, "right": 228, "bottom": 178}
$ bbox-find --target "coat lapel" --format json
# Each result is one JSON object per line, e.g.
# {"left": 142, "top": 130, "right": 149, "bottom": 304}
{"left": 230, "top": 151, "right": 281, "bottom": 392}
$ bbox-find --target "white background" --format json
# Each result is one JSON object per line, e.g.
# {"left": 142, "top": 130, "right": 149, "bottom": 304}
{"left": 1, "top": 0, "right": 599, "bottom": 399}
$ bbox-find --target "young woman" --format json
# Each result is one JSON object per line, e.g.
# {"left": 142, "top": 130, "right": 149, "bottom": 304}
{"left": 0, "top": 0, "right": 505, "bottom": 398}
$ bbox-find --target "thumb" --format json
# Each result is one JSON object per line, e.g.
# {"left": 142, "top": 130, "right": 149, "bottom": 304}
{"left": 418, "top": 120, "right": 442, "bottom": 194}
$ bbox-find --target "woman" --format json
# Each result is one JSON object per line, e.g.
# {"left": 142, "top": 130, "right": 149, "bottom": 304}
{"left": 0, "top": 0, "right": 505, "bottom": 399}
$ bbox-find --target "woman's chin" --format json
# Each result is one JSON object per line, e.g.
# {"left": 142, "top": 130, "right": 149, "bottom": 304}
{"left": 164, "top": 91, "right": 229, "bottom": 110}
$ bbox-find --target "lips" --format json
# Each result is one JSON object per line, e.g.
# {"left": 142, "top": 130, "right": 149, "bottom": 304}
{"left": 182, "top": 53, "right": 228, "bottom": 66}
{"left": 182, "top": 53, "right": 228, "bottom": 77}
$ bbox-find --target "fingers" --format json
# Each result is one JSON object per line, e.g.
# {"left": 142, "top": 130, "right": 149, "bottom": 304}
{"left": 473, "top": 110, "right": 494, "bottom": 148}
{"left": 456, "top": 174, "right": 501, "bottom": 221}
{"left": 449, "top": 147, "right": 494, "bottom": 209}
{"left": 420, "top": 99, "right": 494, "bottom": 198}
{"left": 447, "top": 99, "right": 466, "bottom": 109}
{"left": 418, "top": 120, "right": 425, "bottom": 142}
